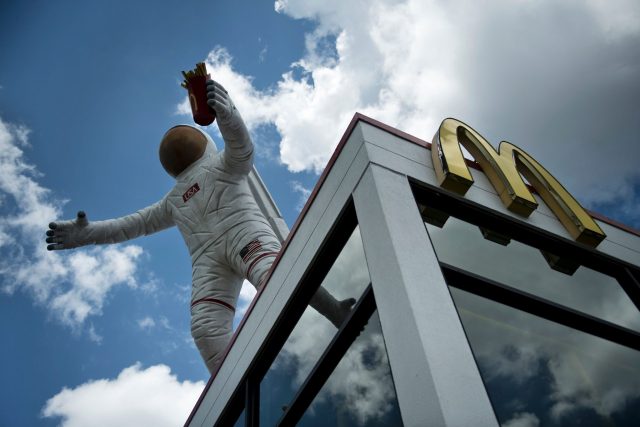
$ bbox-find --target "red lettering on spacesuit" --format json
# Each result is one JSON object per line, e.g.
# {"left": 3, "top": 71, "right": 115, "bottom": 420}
{"left": 182, "top": 183, "right": 200, "bottom": 202}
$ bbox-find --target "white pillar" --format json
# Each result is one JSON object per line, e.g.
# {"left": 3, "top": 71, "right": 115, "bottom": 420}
{"left": 248, "top": 166, "right": 290, "bottom": 243}
{"left": 353, "top": 164, "right": 498, "bottom": 427}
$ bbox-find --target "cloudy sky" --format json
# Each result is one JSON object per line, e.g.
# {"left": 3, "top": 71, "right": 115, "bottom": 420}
{"left": 1, "top": 0, "right": 639, "bottom": 425}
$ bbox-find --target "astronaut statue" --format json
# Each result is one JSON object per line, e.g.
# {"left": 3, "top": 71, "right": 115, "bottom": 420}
{"left": 46, "top": 80, "right": 354, "bottom": 374}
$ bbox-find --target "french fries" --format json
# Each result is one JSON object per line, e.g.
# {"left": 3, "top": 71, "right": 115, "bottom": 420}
{"left": 181, "top": 62, "right": 208, "bottom": 89}
{"left": 180, "top": 62, "right": 216, "bottom": 125}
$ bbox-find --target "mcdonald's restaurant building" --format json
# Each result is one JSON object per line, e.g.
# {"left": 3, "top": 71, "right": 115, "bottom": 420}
{"left": 186, "top": 114, "right": 640, "bottom": 427}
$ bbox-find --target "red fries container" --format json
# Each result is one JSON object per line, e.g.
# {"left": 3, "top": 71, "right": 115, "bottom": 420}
{"left": 186, "top": 75, "right": 216, "bottom": 126}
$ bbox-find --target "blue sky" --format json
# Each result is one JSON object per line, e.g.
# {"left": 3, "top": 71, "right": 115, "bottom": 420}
{"left": 1, "top": 0, "right": 639, "bottom": 426}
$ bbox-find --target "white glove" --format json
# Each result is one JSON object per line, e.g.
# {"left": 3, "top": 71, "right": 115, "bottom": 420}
{"left": 206, "top": 80, "right": 253, "bottom": 173}
{"left": 206, "top": 80, "right": 240, "bottom": 127}
{"left": 46, "top": 211, "right": 93, "bottom": 250}
{"left": 46, "top": 200, "right": 174, "bottom": 251}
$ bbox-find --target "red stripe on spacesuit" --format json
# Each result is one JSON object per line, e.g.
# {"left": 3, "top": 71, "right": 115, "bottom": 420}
{"left": 190, "top": 297, "right": 235, "bottom": 312}
{"left": 246, "top": 251, "right": 279, "bottom": 278}
{"left": 242, "top": 245, "right": 262, "bottom": 263}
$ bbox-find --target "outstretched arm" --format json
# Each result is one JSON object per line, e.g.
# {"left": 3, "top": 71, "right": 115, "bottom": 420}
{"left": 46, "top": 198, "right": 173, "bottom": 250}
{"left": 206, "top": 80, "right": 254, "bottom": 174}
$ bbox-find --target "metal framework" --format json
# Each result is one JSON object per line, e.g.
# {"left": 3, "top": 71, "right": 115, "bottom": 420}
{"left": 185, "top": 114, "right": 640, "bottom": 427}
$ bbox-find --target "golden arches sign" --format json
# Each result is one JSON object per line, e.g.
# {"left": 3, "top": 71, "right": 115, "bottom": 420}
{"left": 431, "top": 118, "right": 606, "bottom": 248}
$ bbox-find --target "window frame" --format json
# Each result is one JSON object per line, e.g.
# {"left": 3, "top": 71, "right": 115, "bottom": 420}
{"left": 410, "top": 178, "right": 640, "bottom": 313}
{"left": 410, "top": 177, "right": 640, "bottom": 425}
{"left": 216, "top": 200, "right": 362, "bottom": 427}
{"left": 440, "top": 262, "right": 640, "bottom": 351}
{"left": 276, "top": 284, "right": 377, "bottom": 426}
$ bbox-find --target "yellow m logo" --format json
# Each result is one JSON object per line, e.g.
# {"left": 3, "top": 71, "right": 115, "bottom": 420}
{"left": 431, "top": 118, "right": 606, "bottom": 248}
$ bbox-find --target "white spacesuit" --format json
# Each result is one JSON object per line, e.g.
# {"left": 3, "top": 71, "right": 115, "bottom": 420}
{"left": 46, "top": 81, "right": 353, "bottom": 374}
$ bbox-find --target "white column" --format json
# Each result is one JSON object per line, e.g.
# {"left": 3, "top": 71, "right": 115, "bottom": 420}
{"left": 248, "top": 166, "right": 290, "bottom": 243}
{"left": 353, "top": 164, "right": 498, "bottom": 427}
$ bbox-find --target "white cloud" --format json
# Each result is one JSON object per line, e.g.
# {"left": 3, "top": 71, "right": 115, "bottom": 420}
{"left": 503, "top": 412, "right": 540, "bottom": 427}
{"left": 291, "top": 180, "right": 311, "bottom": 212}
{"left": 138, "top": 316, "right": 156, "bottom": 330}
{"left": 175, "top": 96, "right": 191, "bottom": 116}
{"left": 49, "top": 246, "right": 143, "bottom": 327}
{"left": 87, "top": 324, "right": 103, "bottom": 345}
{"left": 451, "top": 283, "right": 640, "bottom": 420}
{"left": 180, "top": 0, "right": 640, "bottom": 220}
{"left": 266, "top": 227, "right": 389, "bottom": 424}
{"left": 42, "top": 363, "right": 205, "bottom": 427}
{"left": 259, "top": 45, "right": 268, "bottom": 63}
{"left": 278, "top": 308, "right": 397, "bottom": 425}
{"left": 234, "top": 279, "right": 257, "bottom": 325}
{"left": 159, "top": 315, "right": 172, "bottom": 330}
{"left": 0, "top": 116, "right": 148, "bottom": 335}
{"left": 585, "top": 0, "right": 640, "bottom": 38}
{"left": 320, "top": 324, "right": 397, "bottom": 425}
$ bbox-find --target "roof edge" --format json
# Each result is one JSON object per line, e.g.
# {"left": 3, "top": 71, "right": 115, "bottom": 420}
{"left": 353, "top": 112, "right": 640, "bottom": 238}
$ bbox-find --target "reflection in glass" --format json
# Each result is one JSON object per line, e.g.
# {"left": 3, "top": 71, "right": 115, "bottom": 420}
{"left": 425, "top": 217, "right": 640, "bottom": 332}
{"left": 232, "top": 409, "right": 244, "bottom": 427}
{"left": 450, "top": 287, "right": 640, "bottom": 426}
{"left": 260, "top": 227, "right": 371, "bottom": 426}
{"left": 297, "top": 310, "right": 403, "bottom": 426}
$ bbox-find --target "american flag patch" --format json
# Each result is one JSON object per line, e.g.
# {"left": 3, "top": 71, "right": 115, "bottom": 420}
{"left": 240, "top": 239, "right": 262, "bottom": 263}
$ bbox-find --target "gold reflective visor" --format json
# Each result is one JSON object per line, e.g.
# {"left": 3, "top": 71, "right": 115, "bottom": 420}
{"left": 159, "top": 126, "right": 207, "bottom": 178}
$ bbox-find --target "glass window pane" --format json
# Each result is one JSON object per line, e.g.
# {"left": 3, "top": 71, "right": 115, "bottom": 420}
{"left": 424, "top": 216, "right": 640, "bottom": 332}
{"left": 260, "top": 226, "right": 371, "bottom": 426}
{"left": 232, "top": 409, "right": 244, "bottom": 427}
{"left": 450, "top": 287, "right": 640, "bottom": 426}
{"left": 297, "top": 310, "right": 403, "bottom": 426}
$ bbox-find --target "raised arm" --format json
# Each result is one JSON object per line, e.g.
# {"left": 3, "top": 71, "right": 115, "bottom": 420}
{"left": 206, "top": 80, "right": 254, "bottom": 174}
{"left": 46, "top": 198, "right": 173, "bottom": 250}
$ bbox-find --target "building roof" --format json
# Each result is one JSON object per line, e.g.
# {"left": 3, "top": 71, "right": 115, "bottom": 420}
{"left": 184, "top": 112, "right": 640, "bottom": 426}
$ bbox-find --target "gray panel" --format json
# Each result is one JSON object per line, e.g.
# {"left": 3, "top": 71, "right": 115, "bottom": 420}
{"left": 353, "top": 164, "right": 498, "bottom": 427}
{"left": 597, "top": 221, "right": 640, "bottom": 256}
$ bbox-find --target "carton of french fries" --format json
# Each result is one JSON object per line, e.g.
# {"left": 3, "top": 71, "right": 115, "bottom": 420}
{"left": 181, "top": 62, "right": 215, "bottom": 126}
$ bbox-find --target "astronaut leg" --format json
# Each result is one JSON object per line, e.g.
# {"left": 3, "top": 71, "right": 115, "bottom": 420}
{"left": 228, "top": 225, "right": 281, "bottom": 290}
{"left": 190, "top": 244, "right": 244, "bottom": 374}
{"left": 309, "top": 286, "right": 355, "bottom": 328}
{"left": 229, "top": 224, "right": 355, "bottom": 328}
{"left": 191, "top": 301, "right": 236, "bottom": 374}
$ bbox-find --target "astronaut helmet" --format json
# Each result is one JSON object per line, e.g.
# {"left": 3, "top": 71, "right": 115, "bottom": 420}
{"left": 159, "top": 125, "right": 217, "bottom": 178}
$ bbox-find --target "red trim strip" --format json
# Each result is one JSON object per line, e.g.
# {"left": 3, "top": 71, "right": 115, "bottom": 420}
{"left": 242, "top": 246, "right": 263, "bottom": 263}
{"left": 587, "top": 210, "right": 640, "bottom": 238}
{"left": 190, "top": 297, "right": 235, "bottom": 312}
{"left": 246, "top": 251, "right": 279, "bottom": 278}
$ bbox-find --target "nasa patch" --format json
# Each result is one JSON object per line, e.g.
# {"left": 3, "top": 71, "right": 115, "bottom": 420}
{"left": 182, "top": 183, "right": 200, "bottom": 202}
